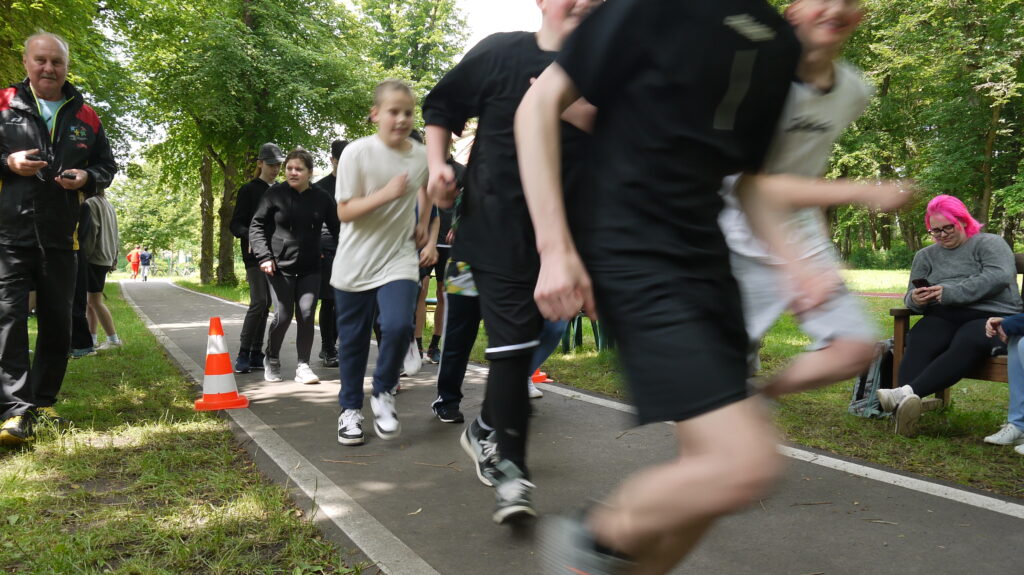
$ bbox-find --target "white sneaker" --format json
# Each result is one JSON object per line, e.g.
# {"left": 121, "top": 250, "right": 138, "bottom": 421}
{"left": 894, "top": 393, "right": 922, "bottom": 437}
{"left": 403, "top": 340, "right": 422, "bottom": 376}
{"left": 527, "top": 380, "right": 544, "bottom": 399}
{"left": 337, "top": 409, "right": 364, "bottom": 446}
{"left": 96, "top": 339, "right": 123, "bottom": 351}
{"left": 984, "top": 423, "right": 1024, "bottom": 446}
{"left": 370, "top": 392, "right": 401, "bottom": 440}
{"left": 294, "top": 362, "right": 320, "bottom": 385}
{"left": 877, "top": 384, "right": 914, "bottom": 412}
{"left": 1015, "top": 444, "right": 1024, "bottom": 455}
{"left": 264, "top": 356, "right": 283, "bottom": 383}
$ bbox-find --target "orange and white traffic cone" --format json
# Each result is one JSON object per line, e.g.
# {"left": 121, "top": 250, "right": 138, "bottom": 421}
{"left": 195, "top": 317, "right": 249, "bottom": 411}
{"left": 531, "top": 369, "right": 553, "bottom": 384}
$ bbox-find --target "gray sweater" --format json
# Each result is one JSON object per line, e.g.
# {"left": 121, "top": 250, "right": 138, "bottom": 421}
{"left": 904, "top": 232, "right": 1021, "bottom": 315}
{"left": 81, "top": 196, "right": 120, "bottom": 267}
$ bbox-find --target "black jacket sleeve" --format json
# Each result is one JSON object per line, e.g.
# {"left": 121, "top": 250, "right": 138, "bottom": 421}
{"left": 230, "top": 183, "right": 253, "bottom": 239}
{"left": 82, "top": 123, "right": 118, "bottom": 194}
{"left": 248, "top": 190, "right": 275, "bottom": 264}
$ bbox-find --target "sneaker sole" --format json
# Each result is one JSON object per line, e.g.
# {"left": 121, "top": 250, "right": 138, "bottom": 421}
{"left": 296, "top": 377, "right": 321, "bottom": 385}
{"left": 264, "top": 375, "right": 283, "bottom": 382}
{"left": 460, "top": 430, "right": 494, "bottom": 487}
{"left": 493, "top": 503, "right": 537, "bottom": 524}
{"left": 983, "top": 436, "right": 1024, "bottom": 446}
{"left": 234, "top": 368, "right": 251, "bottom": 374}
{"left": 0, "top": 431, "right": 33, "bottom": 446}
{"left": 337, "top": 434, "right": 365, "bottom": 446}
{"left": 894, "top": 395, "right": 922, "bottom": 437}
{"left": 374, "top": 421, "right": 401, "bottom": 440}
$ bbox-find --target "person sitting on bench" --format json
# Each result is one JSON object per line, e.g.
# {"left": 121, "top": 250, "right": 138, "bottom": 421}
{"left": 878, "top": 194, "right": 1021, "bottom": 437}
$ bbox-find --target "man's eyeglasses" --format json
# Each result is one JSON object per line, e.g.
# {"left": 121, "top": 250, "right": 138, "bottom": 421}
{"left": 928, "top": 224, "right": 956, "bottom": 237}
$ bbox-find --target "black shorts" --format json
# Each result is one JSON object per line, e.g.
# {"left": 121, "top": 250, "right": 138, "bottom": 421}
{"left": 589, "top": 261, "right": 749, "bottom": 425}
{"left": 472, "top": 266, "right": 543, "bottom": 360}
{"left": 418, "top": 247, "right": 451, "bottom": 283}
{"left": 87, "top": 263, "right": 109, "bottom": 294}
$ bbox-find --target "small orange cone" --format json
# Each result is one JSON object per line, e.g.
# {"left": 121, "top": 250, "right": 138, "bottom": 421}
{"left": 195, "top": 317, "right": 249, "bottom": 411}
{"left": 531, "top": 369, "right": 553, "bottom": 384}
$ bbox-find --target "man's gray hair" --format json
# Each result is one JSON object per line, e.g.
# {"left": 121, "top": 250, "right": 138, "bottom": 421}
{"left": 24, "top": 32, "right": 70, "bottom": 61}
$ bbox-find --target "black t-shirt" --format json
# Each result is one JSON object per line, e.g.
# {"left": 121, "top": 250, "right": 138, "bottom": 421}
{"left": 423, "top": 32, "right": 588, "bottom": 275}
{"left": 558, "top": 0, "right": 799, "bottom": 277}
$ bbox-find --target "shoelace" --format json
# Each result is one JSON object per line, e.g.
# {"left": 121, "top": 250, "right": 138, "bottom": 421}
{"left": 342, "top": 412, "right": 363, "bottom": 430}
{"left": 480, "top": 435, "right": 498, "bottom": 462}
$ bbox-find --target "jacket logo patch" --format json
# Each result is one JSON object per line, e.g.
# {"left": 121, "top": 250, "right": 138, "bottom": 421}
{"left": 68, "top": 125, "right": 88, "bottom": 142}
{"left": 4, "top": 117, "right": 24, "bottom": 124}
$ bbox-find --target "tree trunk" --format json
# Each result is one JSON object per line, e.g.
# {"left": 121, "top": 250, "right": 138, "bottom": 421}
{"left": 216, "top": 156, "right": 241, "bottom": 285}
{"left": 199, "top": 154, "right": 215, "bottom": 284}
{"left": 978, "top": 103, "right": 1002, "bottom": 224}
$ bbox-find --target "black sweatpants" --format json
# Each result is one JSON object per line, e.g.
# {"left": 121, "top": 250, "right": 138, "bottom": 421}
{"left": 266, "top": 271, "right": 321, "bottom": 364}
{"left": 0, "top": 245, "right": 75, "bottom": 419}
{"left": 319, "top": 253, "right": 337, "bottom": 355}
{"left": 71, "top": 249, "right": 93, "bottom": 350}
{"left": 899, "top": 305, "right": 1006, "bottom": 398}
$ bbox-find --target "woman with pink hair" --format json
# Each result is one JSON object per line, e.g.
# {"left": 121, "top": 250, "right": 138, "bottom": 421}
{"left": 877, "top": 195, "right": 1021, "bottom": 436}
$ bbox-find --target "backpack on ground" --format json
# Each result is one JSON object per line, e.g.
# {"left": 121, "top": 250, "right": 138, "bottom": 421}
{"left": 848, "top": 338, "right": 894, "bottom": 419}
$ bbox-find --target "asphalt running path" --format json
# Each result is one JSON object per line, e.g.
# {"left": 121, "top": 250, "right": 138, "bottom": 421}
{"left": 122, "top": 280, "right": 1023, "bottom": 574}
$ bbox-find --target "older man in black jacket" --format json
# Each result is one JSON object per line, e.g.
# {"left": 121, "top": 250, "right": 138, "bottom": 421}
{"left": 0, "top": 32, "right": 117, "bottom": 445}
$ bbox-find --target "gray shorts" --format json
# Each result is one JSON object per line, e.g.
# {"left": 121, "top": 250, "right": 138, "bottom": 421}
{"left": 730, "top": 249, "right": 878, "bottom": 373}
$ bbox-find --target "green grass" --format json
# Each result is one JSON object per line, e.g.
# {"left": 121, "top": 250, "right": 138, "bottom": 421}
{"left": 177, "top": 272, "right": 1024, "bottom": 499}
{"left": 0, "top": 283, "right": 369, "bottom": 574}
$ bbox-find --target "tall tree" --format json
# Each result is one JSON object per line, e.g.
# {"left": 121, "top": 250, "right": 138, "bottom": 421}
{"left": 357, "top": 0, "right": 467, "bottom": 85}
{"left": 107, "top": 0, "right": 379, "bottom": 283}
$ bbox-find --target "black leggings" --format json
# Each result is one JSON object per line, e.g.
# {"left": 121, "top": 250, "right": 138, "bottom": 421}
{"left": 266, "top": 271, "right": 321, "bottom": 364}
{"left": 899, "top": 306, "right": 1005, "bottom": 397}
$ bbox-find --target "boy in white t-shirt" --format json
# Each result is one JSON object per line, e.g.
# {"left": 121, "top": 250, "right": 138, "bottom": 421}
{"left": 719, "top": 0, "right": 909, "bottom": 401}
{"left": 333, "top": 80, "right": 432, "bottom": 446}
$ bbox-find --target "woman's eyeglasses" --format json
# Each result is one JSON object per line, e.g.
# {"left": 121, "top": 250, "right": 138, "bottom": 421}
{"left": 928, "top": 224, "right": 956, "bottom": 237}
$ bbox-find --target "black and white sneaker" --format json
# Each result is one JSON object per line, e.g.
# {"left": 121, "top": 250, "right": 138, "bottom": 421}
{"left": 460, "top": 419, "right": 498, "bottom": 486}
{"left": 370, "top": 392, "right": 401, "bottom": 440}
{"left": 538, "top": 515, "right": 635, "bottom": 575}
{"left": 491, "top": 458, "right": 536, "bottom": 524}
{"left": 433, "top": 404, "right": 465, "bottom": 424}
{"left": 337, "top": 409, "right": 364, "bottom": 446}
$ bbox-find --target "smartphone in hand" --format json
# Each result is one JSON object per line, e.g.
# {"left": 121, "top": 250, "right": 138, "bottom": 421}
{"left": 912, "top": 278, "right": 931, "bottom": 289}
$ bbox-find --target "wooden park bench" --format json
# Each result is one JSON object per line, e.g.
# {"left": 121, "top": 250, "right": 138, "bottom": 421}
{"left": 888, "top": 253, "right": 1024, "bottom": 409}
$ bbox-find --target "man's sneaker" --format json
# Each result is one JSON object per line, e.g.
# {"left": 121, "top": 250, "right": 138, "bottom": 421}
{"left": 233, "top": 352, "right": 252, "bottom": 374}
{"left": 424, "top": 347, "right": 440, "bottom": 365}
{"left": 0, "top": 414, "right": 34, "bottom": 446}
{"left": 96, "top": 339, "right": 123, "bottom": 351}
{"left": 370, "top": 392, "right": 401, "bottom": 440}
{"left": 264, "top": 356, "right": 283, "bottom": 383}
{"left": 491, "top": 458, "right": 537, "bottom": 524}
{"left": 877, "top": 384, "right": 915, "bottom": 412}
{"left": 894, "top": 393, "right": 922, "bottom": 437}
{"left": 538, "top": 515, "right": 635, "bottom": 575}
{"left": 1015, "top": 444, "right": 1024, "bottom": 456}
{"left": 403, "top": 341, "right": 422, "bottom": 376}
{"left": 337, "top": 409, "right": 365, "bottom": 446}
{"left": 460, "top": 419, "right": 498, "bottom": 486}
{"left": 36, "top": 406, "right": 71, "bottom": 428}
{"left": 322, "top": 350, "right": 339, "bottom": 368}
{"left": 984, "top": 423, "right": 1024, "bottom": 446}
{"left": 251, "top": 350, "right": 266, "bottom": 369}
{"left": 69, "top": 347, "right": 97, "bottom": 359}
{"left": 528, "top": 380, "right": 544, "bottom": 399}
{"left": 294, "top": 362, "right": 320, "bottom": 385}
{"left": 433, "top": 404, "right": 465, "bottom": 424}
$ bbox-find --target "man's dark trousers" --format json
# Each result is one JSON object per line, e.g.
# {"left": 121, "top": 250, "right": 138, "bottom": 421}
{"left": 0, "top": 245, "right": 76, "bottom": 419}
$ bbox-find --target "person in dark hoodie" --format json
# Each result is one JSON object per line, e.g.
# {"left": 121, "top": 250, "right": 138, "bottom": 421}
{"left": 313, "top": 139, "right": 347, "bottom": 368}
{"left": 229, "top": 142, "right": 284, "bottom": 373}
{"left": 0, "top": 32, "right": 117, "bottom": 445}
{"left": 249, "top": 148, "right": 339, "bottom": 385}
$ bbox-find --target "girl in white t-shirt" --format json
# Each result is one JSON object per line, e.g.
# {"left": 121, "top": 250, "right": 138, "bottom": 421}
{"left": 332, "top": 80, "right": 433, "bottom": 446}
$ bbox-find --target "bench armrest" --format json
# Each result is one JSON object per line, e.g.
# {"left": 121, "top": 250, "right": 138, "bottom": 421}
{"left": 889, "top": 307, "right": 918, "bottom": 318}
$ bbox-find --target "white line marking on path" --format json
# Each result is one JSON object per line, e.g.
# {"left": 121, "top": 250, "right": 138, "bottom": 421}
{"left": 167, "top": 283, "right": 1024, "bottom": 521}
{"left": 121, "top": 283, "right": 440, "bottom": 575}
{"left": 489, "top": 368, "right": 1024, "bottom": 520}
